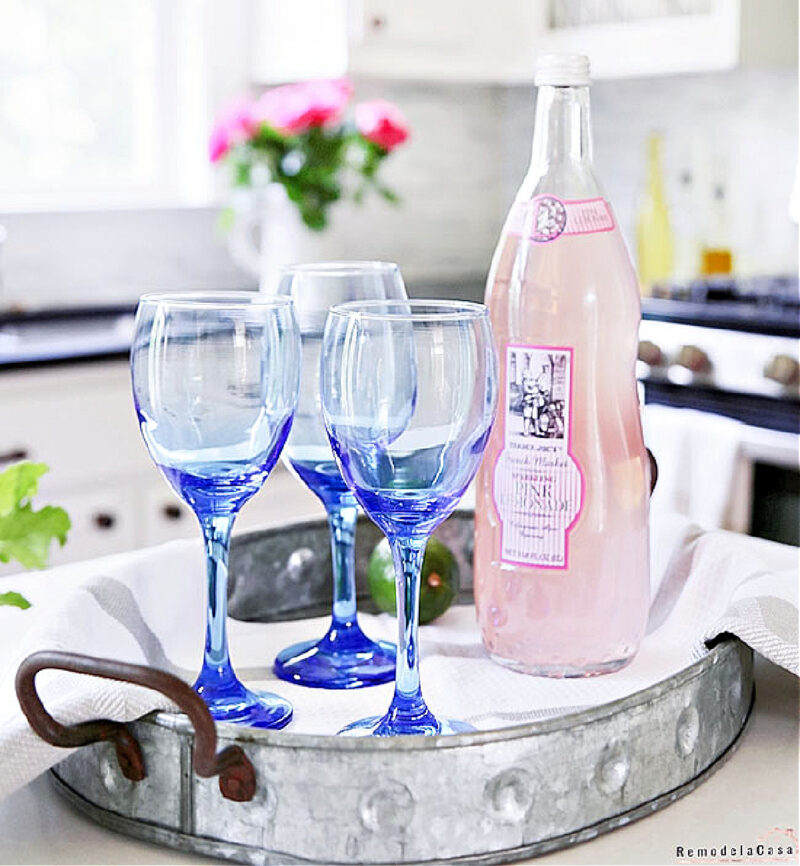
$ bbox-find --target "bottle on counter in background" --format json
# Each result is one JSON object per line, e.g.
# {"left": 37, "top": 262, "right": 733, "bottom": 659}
{"left": 672, "top": 168, "right": 699, "bottom": 284}
{"left": 636, "top": 132, "right": 674, "bottom": 294}
{"left": 474, "top": 54, "right": 651, "bottom": 678}
{"left": 701, "top": 182, "right": 734, "bottom": 276}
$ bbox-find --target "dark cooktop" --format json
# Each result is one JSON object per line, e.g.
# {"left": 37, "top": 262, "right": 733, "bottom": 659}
{"left": 643, "top": 275, "right": 800, "bottom": 338}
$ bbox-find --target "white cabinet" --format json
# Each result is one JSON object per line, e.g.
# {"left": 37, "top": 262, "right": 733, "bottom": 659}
{"left": 348, "top": 0, "right": 540, "bottom": 82}
{"left": 347, "top": 0, "right": 797, "bottom": 82}
{"left": 49, "top": 486, "right": 140, "bottom": 565}
{"left": 0, "top": 363, "right": 146, "bottom": 486}
{"left": 0, "top": 361, "right": 322, "bottom": 576}
{"left": 536, "top": 0, "right": 797, "bottom": 79}
{"left": 248, "top": 0, "right": 349, "bottom": 83}
{"left": 140, "top": 484, "right": 194, "bottom": 548}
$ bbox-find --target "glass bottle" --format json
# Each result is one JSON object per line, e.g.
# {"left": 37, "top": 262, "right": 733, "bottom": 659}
{"left": 672, "top": 168, "right": 699, "bottom": 284}
{"left": 636, "top": 132, "right": 674, "bottom": 294}
{"left": 700, "top": 183, "right": 734, "bottom": 276}
{"left": 474, "top": 54, "right": 651, "bottom": 677}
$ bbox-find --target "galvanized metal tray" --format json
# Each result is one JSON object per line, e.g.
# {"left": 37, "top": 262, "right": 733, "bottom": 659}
{"left": 48, "top": 511, "right": 754, "bottom": 865}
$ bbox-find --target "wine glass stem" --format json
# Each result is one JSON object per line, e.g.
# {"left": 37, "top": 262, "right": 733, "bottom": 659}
{"left": 389, "top": 535, "right": 427, "bottom": 711}
{"left": 200, "top": 513, "right": 236, "bottom": 683}
{"left": 327, "top": 496, "right": 359, "bottom": 629}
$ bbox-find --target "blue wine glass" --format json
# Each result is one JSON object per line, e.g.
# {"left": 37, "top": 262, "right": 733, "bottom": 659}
{"left": 131, "top": 292, "right": 301, "bottom": 728}
{"left": 321, "top": 300, "right": 498, "bottom": 735}
{"left": 273, "top": 263, "right": 405, "bottom": 689}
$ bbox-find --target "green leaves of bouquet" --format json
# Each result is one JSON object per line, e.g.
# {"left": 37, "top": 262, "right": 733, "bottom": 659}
{"left": 0, "top": 462, "right": 70, "bottom": 609}
{"left": 210, "top": 79, "right": 410, "bottom": 231}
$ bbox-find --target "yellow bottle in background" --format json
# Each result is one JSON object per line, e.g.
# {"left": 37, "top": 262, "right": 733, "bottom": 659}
{"left": 636, "top": 132, "right": 674, "bottom": 295}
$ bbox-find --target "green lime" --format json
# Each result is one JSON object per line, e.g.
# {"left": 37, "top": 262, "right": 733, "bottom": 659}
{"left": 367, "top": 536, "right": 459, "bottom": 624}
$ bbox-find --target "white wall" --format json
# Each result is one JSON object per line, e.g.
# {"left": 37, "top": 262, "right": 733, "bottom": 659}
{"left": 0, "top": 207, "right": 252, "bottom": 308}
{"left": 0, "top": 67, "right": 796, "bottom": 309}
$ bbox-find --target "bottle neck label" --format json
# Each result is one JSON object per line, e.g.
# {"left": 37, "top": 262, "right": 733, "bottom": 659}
{"left": 509, "top": 195, "right": 614, "bottom": 244}
{"left": 492, "top": 344, "right": 584, "bottom": 569}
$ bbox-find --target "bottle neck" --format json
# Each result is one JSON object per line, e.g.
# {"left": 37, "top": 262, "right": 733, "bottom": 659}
{"left": 525, "top": 85, "right": 598, "bottom": 198}
{"left": 646, "top": 135, "right": 666, "bottom": 197}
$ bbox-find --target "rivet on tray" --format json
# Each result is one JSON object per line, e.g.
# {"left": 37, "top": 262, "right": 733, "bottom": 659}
{"left": 485, "top": 768, "right": 535, "bottom": 824}
{"left": 359, "top": 781, "right": 415, "bottom": 834}
{"left": 595, "top": 742, "right": 630, "bottom": 795}
{"left": 100, "top": 752, "right": 125, "bottom": 793}
{"left": 345, "top": 835, "right": 360, "bottom": 858}
{"left": 464, "top": 535, "right": 475, "bottom": 561}
{"left": 727, "top": 677, "right": 742, "bottom": 715}
{"left": 286, "top": 548, "right": 315, "bottom": 582}
{"left": 675, "top": 705, "right": 700, "bottom": 757}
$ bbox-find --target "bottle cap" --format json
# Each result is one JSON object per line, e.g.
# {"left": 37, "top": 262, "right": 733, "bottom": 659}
{"left": 535, "top": 54, "right": 591, "bottom": 87}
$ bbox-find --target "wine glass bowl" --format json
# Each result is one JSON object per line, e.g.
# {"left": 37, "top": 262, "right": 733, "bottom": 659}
{"left": 131, "top": 292, "right": 300, "bottom": 728}
{"left": 321, "top": 299, "right": 498, "bottom": 735}
{"left": 272, "top": 262, "right": 406, "bottom": 690}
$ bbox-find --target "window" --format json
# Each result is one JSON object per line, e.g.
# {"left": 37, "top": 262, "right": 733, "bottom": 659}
{"left": 0, "top": 0, "right": 218, "bottom": 210}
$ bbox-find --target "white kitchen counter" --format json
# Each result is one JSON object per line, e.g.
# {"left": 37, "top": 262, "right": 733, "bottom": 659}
{"left": 0, "top": 654, "right": 796, "bottom": 866}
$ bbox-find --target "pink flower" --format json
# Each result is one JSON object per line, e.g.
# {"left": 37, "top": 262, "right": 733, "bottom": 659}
{"left": 252, "top": 78, "right": 353, "bottom": 136}
{"left": 208, "top": 98, "right": 257, "bottom": 162}
{"left": 355, "top": 100, "right": 410, "bottom": 151}
{"left": 209, "top": 125, "right": 230, "bottom": 163}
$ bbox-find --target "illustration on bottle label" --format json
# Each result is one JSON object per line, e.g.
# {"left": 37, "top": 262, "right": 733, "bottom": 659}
{"left": 508, "top": 196, "right": 614, "bottom": 243}
{"left": 492, "top": 344, "right": 584, "bottom": 568}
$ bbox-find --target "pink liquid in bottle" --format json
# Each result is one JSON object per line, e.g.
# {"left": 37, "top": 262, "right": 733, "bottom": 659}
{"left": 474, "top": 55, "right": 650, "bottom": 677}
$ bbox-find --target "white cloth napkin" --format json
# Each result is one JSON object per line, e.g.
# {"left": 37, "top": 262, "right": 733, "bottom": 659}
{"left": 0, "top": 511, "right": 796, "bottom": 802}
{"left": 643, "top": 404, "right": 745, "bottom": 530}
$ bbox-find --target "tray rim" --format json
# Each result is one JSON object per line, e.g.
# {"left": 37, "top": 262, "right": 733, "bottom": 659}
{"left": 49, "top": 680, "right": 755, "bottom": 866}
{"left": 149, "top": 637, "right": 748, "bottom": 752}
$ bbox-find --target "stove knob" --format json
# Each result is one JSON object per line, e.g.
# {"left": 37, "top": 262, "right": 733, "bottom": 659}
{"left": 638, "top": 340, "right": 664, "bottom": 366}
{"left": 675, "top": 345, "right": 712, "bottom": 375}
{"left": 764, "top": 353, "right": 800, "bottom": 387}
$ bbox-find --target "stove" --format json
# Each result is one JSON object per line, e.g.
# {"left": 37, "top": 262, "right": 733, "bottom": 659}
{"left": 638, "top": 276, "right": 799, "bottom": 546}
{"left": 646, "top": 274, "right": 799, "bottom": 338}
{"left": 639, "top": 275, "right": 799, "bottom": 434}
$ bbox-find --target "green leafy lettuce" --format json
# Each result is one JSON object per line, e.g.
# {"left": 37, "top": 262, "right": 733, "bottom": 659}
{"left": 0, "top": 462, "right": 70, "bottom": 608}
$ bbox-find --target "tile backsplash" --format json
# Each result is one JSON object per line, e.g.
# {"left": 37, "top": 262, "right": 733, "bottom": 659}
{"left": 331, "top": 66, "right": 800, "bottom": 286}
{"left": 1, "top": 67, "right": 796, "bottom": 309}
{"left": 586, "top": 68, "right": 798, "bottom": 278}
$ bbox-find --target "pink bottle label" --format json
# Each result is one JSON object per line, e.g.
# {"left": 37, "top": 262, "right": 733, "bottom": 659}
{"left": 493, "top": 345, "right": 584, "bottom": 569}
{"left": 508, "top": 196, "right": 614, "bottom": 243}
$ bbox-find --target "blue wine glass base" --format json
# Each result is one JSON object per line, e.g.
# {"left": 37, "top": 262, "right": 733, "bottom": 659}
{"left": 274, "top": 628, "right": 396, "bottom": 689}
{"left": 338, "top": 714, "right": 474, "bottom": 737}
{"left": 195, "top": 679, "right": 293, "bottom": 730}
{"left": 338, "top": 689, "right": 473, "bottom": 736}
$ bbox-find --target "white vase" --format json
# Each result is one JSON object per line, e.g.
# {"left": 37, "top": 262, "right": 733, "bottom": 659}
{"left": 226, "top": 184, "right": 318, "bottom": 293}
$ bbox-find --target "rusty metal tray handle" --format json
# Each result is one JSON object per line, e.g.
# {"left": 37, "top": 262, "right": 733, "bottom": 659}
{"left": 15, "top": 650, "right": 256, "bottom": 802}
